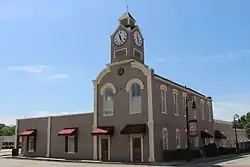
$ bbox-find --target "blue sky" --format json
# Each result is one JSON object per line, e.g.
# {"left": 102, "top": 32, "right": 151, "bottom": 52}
{"left": 0, "top": 0, "right": 250, "bottom": 125}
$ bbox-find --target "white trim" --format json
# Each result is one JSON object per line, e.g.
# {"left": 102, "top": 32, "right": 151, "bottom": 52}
{"left": 46, "top": 116, "right": 51, "bottom": 157}
{"left": 133, "top": 48, "right": 142, "bottom": 60}
{"left": 113, "top": 48, "right": 128, "bottom": 58}
{"left": 100, "top": 82, "right": 116, "bottom": 95}
{"left": 125, "top": 78, "right": 144, "bottom": 92}
{"left": 93, "top": 81, "right": 98, "bottom": 160}
{"left": 131, "top": 61, "right": 150, "bottom": 76}
{"left": 162, "top": 128, "right": 168, "bottom": 150}
{"left": 154, "top": 76, "right": 212, "bottom": 102}
{"left": 15, "top": 119, "right": 18, "bottom": 149}
{"left": 129, "top": 61, "right": 155, "bottom": 161}
{"left": 176, "top": 129, "right": 181, "bottom": 149}
{"left": 106, "top": 59, "right": 134, "bottom": 67}
{"left": 173, "top": 89, "right": 179, "bottom": 116}
{"left": 147, "top": 69, "right": 155, "bottom": 162}
{"left": 160, "top": 85, "right": 167, "bottom": 114}
{"left": 67, "top": 136, "right": 76, "bottom": 154}
{"left": 201, "top": 99, "right": 205, "bottom": 120}
{"left": 129, "top": 134, "right": 144, "bottom": 162}
{"left": 94, "top": 68, "right": 110, "bottom": 85}
{"left": 182, "top": 92, "right": 187, "bottom": 117}
{"left": 98, "top": 135, "right": 111, "bottom": 161}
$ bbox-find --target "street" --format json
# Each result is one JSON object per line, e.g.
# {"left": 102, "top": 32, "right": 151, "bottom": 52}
{"left": 0, "top": 154, "right": 250, "bottom": 167}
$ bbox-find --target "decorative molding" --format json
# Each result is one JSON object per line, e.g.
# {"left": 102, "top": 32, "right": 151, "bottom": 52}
{"left": 100, "top": 82, "right": 116, "bottom": 95}
{"left": 129, "top": 134, "right": 144, "bottom": 162}
{"left": 173, "top": 89, "right": 178, "bottom": 95}
{"left": 131, "top": 61, "right": 150, "bottom": 76}
{"left": 93, "top": 81, "right": 98, "bottom": 160}
{"left": 98, "top": 135, "right": 111, "bottom": 161}
{"left": 147, "top": 69, "right": 155, "bottom": 162}
{"left": 160, "top": 84, "right": 167, "bottom": 90}
{"left": 125, "top": 78, "right": 144, "bottom": 92}
{"left": 113, "top": 48, "right": 127, "bottom": 58}
{"left": 106, "top": 59, "right": 134, "bottom": 67}
{"left": 14, "top": 119, "right": 18, "bottom": 149}
{"left": 46, "top": 116, "right": 51, "bottom": 157}
{"left": 94, "top": 68, "right": 110, "bottom": 85}
{"left": 182, "top": 92, "right": 187, "bottom": 97}
{"left": 133, "top": 48, "right": 143, "bottom": 60}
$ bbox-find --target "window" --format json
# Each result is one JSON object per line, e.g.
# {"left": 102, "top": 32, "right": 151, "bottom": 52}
{"left": 193, "top": 96, "right": 197, "bottom": 119}
{"left": 100, "top": 83, "right": 116, "bottom": 116}
{"left": 67, "top": 136, "right": 76, "bottom": 153}
{"left": 194, "top": 137, "right": 199, "bottom": 148}
{"left": 201, "top": 99, "right": 205, "bottom": 120}
{"left": 176, "top": 129, "right": 180, "bottom": 149}
{"left": 173, "top": 89, "right": 179, "bottom": 116}
{"left": 126, "top": 78, "right": 144, "bottom": 114}
{"left": 27, "top": 136, "right": 35, "bottom": 152}
{"left": 160, "top": 85, "right": 167, "bottom": 114}
{"left": 182, "top": 92, "right": 187, "bottom": 117}
{"left": 103, "top": 88, "right": 114, "bottom": 116}
{"left": 131, "top": 83, "right": 141, "bottom": 98}
{"left": 207, "top": 101, "right": 212, "bottom": 121}
{"left": 162, "top": 128, "right": 168, "bottom": 150}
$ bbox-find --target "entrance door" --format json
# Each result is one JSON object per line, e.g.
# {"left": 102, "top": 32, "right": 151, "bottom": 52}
{"left": 132, "top": 138, "right": 141, "bottom": 162}
{"left": 101, "top": 138, "right": 109, "bottom": 161}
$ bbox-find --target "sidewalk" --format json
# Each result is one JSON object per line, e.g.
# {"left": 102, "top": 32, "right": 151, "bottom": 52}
{"left": 3, "top": 153, "right": 249, "bottom": 166}
{"left": 0, "top": 149, "right": 12, "bottom": 157}
{"left": 4, "top": 156, "right": 185, "bottom": 166}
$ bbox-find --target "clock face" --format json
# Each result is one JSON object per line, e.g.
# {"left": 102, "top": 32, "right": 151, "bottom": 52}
{"left": 133, "top": 31, "right": 143, "bottom": 47}
{"left": 114, "top": 30, "right": 127, "bottom": 46}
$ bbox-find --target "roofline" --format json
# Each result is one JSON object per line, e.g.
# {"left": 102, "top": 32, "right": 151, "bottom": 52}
{"left": 154, "top": 74, "right": 212, "bottom": 101}
{"left": 214, "top": 119, "right": 232, "bottom": 125}
{"left": 17, "top": 112, "right": 93, "bottom": 121}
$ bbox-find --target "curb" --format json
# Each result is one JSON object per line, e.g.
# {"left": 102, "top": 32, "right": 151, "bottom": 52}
{"left": 5, "top": 156, "right": 184, "bottom": 166}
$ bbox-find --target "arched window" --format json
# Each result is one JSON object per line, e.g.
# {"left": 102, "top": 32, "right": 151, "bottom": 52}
{"left": 100, "top": 83, "right": 116, "bottom": 116}
{"left": 104, "top": 88, "right": 113, "bottom": 101}
{"left": 131, "top": 83, "right": 141, "bottom": 98}
{"left": 126, "top": 78, "right": 144, "bottom": 114}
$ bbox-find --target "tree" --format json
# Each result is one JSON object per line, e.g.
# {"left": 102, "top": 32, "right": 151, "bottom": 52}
{"left": 233, "top": 112, "right": 250, "bottom": 131}
{"left": 0, "top": 125, "right": 16, "bottom": 136}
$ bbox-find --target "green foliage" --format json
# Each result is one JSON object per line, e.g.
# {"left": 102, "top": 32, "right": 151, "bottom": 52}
{"left": 0, "top": 124, "right": 16, "bottom": 136}
{"left": 233, "top": 112, "right": 250, "bottom": 131}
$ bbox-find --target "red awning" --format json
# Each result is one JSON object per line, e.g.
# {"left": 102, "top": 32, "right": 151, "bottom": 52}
{"left": 20, "top": 130, "right": 36, "bottom": 136}
{"left": 91, "top": 126, "right": 114, "bottom": 135}
{"left": 58, "top": 128, "right": 77, "bottom": 136}
{"left": 215, "top": 130, "right": 227, "bottom": 139}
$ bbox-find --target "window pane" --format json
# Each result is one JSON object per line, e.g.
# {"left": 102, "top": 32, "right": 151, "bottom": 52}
{"left": 132, "top": 84, "right": 141, "bottom": 97}
{"left": 104, "top": 88, "right": 113, "bottom": 100}
{"left": 68, "top": 136, "right": 75, "bottom": 153}
{"left": 29, "top": 136, "right": 34, "bottom": 151}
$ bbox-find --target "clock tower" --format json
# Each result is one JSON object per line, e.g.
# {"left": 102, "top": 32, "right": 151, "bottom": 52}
{"left": 110, "top": 12, "right": 145, "bottom": 64}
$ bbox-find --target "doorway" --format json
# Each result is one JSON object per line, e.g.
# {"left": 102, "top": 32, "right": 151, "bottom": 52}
{"left": 99, "top": 136, "right": 110, "bottom": 161}
{"left": 130, "top": 135, "right": 143, "bottom": 162}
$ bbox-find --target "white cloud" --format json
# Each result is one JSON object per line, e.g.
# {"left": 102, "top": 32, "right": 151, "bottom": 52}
{"left": 213, "top": 93, "right": 250, "bottom": 122}
{"left": 0, "top": 110, "right": 93, "bottom": 126}
{"left": 7, "top": 65, "right": 49, "bottom": 73}
{"left": 7, "top": 64, "right": 70, "bottom": 81}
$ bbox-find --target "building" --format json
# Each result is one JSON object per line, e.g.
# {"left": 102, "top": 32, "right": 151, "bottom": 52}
{"left": 0, "top": 136, "right": 15, "bottom": 149}
{"left": 214, "top": 119, "right": 250, "bottom": 150}
{"left": 16, "top": 12, "right": 216, "bottom": 162}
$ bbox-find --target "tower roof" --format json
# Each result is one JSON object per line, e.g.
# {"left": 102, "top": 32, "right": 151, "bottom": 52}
{"left": 119, "top": 12, "right": 136, "bottom": 22}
